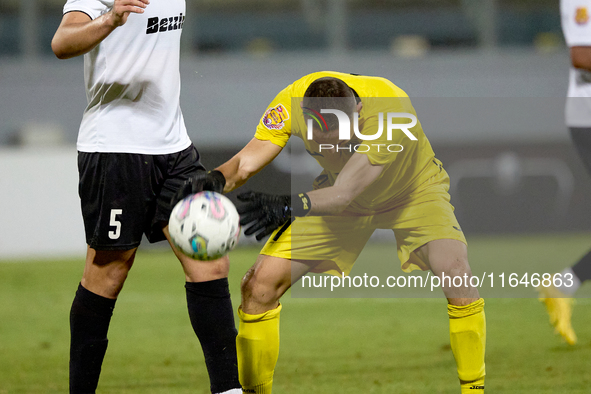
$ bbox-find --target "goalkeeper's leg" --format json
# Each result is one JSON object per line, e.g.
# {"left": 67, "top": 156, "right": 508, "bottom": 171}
{"left": 237, "top": 255, "right": 316, "bottom": 394}
{"left": 416, "top": 239, "right": 486, "bottom": 393}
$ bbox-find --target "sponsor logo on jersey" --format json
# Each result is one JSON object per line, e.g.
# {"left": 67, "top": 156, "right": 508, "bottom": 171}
{"left": 575, "top": 7, "right": 589, "bottom": 25}
{"left": 146, "top": 13, "right": 185, "bottom": 34}
{"left": 262, "top": 104, "right": 290, "bottom": 130}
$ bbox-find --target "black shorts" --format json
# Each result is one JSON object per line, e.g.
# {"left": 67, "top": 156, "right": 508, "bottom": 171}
{"left": 570, "top": 127, "right": 591, "bottom": 177}
{"left": 78, "top": 144, "right": 206, "bottom": 250}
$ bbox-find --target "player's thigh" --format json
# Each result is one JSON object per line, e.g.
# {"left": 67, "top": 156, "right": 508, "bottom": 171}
{"left": 78, "top": 152, "right": 157, "bottom": 250}
{"left": 384, "top": 185, "right": 466, "bottom": 272}
{"left": 241, "top": 253, "right": 319, "bottom": 314}
{"left": 414, "top": 238, "right": 470, "bottom": 276}
{"left": 162, "top": 224, "right": 230, "bottom": 282}
{"left": 260, "top": 215, "right": 375, "bottom": 277}
{"left": 415, "top": 238, "right": 478, "bottom": 303}
{"left": 384, "top": 190, "right": 477, "bottom": 301}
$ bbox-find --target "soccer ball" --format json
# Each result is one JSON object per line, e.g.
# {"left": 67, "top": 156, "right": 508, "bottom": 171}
{"left": 169, "top": 191, "right": 240, "bottom": 261}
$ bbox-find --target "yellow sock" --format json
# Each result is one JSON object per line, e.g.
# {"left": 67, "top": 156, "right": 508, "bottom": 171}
{"left": 448, "top": 298, "right": 486, "bottom": 393}
{"left": 236, "top": 304, "right": 282, "bottom": 394}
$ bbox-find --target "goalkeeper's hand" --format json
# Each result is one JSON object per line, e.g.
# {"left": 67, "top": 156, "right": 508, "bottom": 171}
{"left": 171, "top": 170, "right": 226, "bottom": 208}
{"left": 237, "top": 191, "right": 291, "bottom": 241}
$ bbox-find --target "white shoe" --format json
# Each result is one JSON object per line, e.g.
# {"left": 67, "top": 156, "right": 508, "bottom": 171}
{"left": 216, "top": 389, "right": 243, "bottom": 394}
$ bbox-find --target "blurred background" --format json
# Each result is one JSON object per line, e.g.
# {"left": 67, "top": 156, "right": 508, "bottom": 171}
{"left": 1, "top": 0, "right": 590, "bottom": 259}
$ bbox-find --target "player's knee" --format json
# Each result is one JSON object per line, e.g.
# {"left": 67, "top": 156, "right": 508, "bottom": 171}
{"left": 204, "top": 256, "right": 231, "bottom": 276}
{"left": 240, "top": 269, "right": 281, "bottom": 307}
{"left": 83, "top": 249, "right": 136, "bottom": 298}
{"left": 438, "top": 255, "right": 472, "bottom": 278}
{"left": 240, "top": 270, "right": 258, "bottom": 302}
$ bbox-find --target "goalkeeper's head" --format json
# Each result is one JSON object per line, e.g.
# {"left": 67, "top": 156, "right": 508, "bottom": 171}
{"left": 302, "top": 77, "right": 362, "bottom": 145}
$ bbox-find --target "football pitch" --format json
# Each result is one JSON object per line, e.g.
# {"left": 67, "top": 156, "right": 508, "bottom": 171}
{"left": 1, "top": 234, "right": 590, "bottom": 393}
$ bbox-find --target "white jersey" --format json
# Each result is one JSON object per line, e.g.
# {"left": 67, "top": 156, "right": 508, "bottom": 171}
{"left": 561, "top": 0, "right": 591, "bottom": 127}
{"left": 64, "top": 0, "right": 192, "bottom": 154}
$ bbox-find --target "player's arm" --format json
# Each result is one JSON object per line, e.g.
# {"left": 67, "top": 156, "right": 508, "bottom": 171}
{"left": 216, "top": 138, "right": 284, "bottom": 193}
{"left": 570, "top": 47, "right": 591, "bottom": 71}
{"left": 237, "top": 153, "right": 384, "bottom": 240}
{"left": 306, "top": 153, "right": 383, "bottom": 215}
{"left": 51, "top": 0, "right": 149, "bottom": 59}
{"left": 170, "top": 138, "right": 283, "bottom": 207}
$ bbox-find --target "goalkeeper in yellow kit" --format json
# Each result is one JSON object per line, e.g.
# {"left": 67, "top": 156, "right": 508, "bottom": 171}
{"left": 176, "top": 71, "right": 486, "bottom": 393}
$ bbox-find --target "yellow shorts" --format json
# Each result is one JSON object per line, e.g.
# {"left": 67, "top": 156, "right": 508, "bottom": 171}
{"left": 260, "top": 172, "right": 466, "bottom": 275}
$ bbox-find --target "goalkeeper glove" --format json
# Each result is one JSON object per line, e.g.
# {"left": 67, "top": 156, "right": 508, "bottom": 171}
{"left": 171, "top": 170, "right": 226, "bottom": 207}
{"left": 237, "top": 191, "right": 310, "bottom": 241}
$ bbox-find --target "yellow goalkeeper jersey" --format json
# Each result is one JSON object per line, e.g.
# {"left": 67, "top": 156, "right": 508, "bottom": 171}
{"left": 254, "top": 71, "right": 441, "bottom": 215}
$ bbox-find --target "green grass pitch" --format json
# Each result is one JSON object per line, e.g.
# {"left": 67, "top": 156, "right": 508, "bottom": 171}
{"left": 1, "top": 234, "right": 590, "bottom": 393}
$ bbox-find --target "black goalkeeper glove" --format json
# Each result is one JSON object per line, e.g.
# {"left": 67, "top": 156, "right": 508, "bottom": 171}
{"left": 237, "top": 192, "right": 291, "bottom": 241}
{"left": 237, "top": 191, "right": 311, "bottom": 241}
{"left": 171, "top": 170, "right": 226, "bottom": 208}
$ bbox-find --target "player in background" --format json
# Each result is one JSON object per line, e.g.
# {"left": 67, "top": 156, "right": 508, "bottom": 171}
{"left": 51, "top": 1, "right": 241, "bottom": 393}
{"left": 538, "top": 0, "right": 591, "bottom": 346}
{"left": 178, "top": 72, "right": 487, "bottom": 393}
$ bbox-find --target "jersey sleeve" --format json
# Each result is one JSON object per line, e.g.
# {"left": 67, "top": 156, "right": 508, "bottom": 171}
{"left": 63, "top": 0, "right": 113, "bottom": 20}
{"left": 561, "top": 0, "right": 591, "bottom": 46}
{"left": 254, "top": 86, "right": 293, "bottom": 148}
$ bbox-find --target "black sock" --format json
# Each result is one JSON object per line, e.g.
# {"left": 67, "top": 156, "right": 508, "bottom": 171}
{"left": 186, "top": 278, "right": 240, "bottom": 393}
{"left": 572, "top": 249, "right": 591, "bottom": 283}
{"left": 69, "top": 283, "right": 116, "bottom": 394}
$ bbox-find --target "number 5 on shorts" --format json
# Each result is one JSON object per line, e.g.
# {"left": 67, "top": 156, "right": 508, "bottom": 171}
{"left": 109, "top": 209, "right": 123, "bottom": 239}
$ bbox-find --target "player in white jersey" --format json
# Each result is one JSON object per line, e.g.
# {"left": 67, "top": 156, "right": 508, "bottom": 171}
{"left": 538, "top": 0, "right": 591, "bottom": 346}
{"left": 51, "top": 1, "right": 241, "bottom": 393}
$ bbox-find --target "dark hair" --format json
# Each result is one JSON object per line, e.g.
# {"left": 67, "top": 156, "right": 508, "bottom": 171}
{"left": 302, "top": 77, "right": 356, "bottom": 132}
